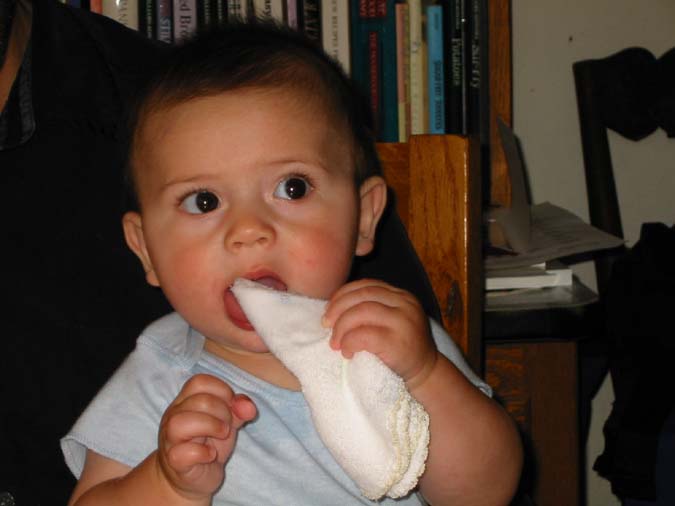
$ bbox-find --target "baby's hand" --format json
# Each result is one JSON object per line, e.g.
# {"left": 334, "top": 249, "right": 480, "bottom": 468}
{"left": 323, "top": 279, "right": 438, "bottom": 390}
{"left": 157, "top": 374, "right": 257, "bottom": 501}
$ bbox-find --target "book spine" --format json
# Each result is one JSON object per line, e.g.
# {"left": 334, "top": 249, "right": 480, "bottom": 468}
{"left": 156, "top": 0, "right": 173, "bottom": 42}
{"left": 286, "top": 0, "right": 299, "bottom": 28}
{"left": 350, "top": 0, "right": 368, "bottom": 81}
{"left": 379, "top": 0, "right": 399, "bottom": 142}
{"left": 351, "top": 0, "right": 398, "bottom": 142}
{"left": 252, "top": 0, "right": 285, "bottom": 22}
{"left": 442, "top": 0, "right": 465, "bottom": 134}
{"left": 214, "top": 0, "right": 226, "bottom": 22}
{"left": 320, "top": 0, "right": 350, "bottom": 74}
{"left": 174, "top": 0, "right": 198, "bottom": 42}
{"left": 407, "top": 0, "right": 425, "bottom": 135}
{"left": 395, "top": 3, "right": 410, "bottom": 142}
{"left": 90, "top": 0, "right": 102, "bottom": 13}
{"left": 466, "top": 0, "right": 489, "bottom": 199}
{"left": 228, "top": 0, "right": 249, "bottom": 20}
{"left": 301, "top": 0, "right": 321, "bottom": 43}
{"left": 426, "top": 4, "right": 444, "bottom": 134}
{"left": 466, "top": 0, "right": 487, "bottom": 139}
{"left": 368, "top": 30, "right": 380, "bottom": 136}
{"left": 196, "top": 0, "right": 213, "bottom": 30}
{"left": 138, "top": 0, "right": 155, "bottom": 38}
{"left": 102, "top": 0, "right": 139, "bottom": 30}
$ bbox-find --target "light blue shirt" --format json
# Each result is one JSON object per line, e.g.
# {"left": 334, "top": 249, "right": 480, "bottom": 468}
{"left": 61, "top": 312, "right": 490, "bottom": 505}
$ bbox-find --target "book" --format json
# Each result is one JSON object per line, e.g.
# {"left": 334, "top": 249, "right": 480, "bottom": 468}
{"left": 139, "top": 0, "right": 155, "bottom": 39}
{"left": 426, "top": 4, "right": 444, "bottom": 134}
{"left": 395, "top": 2, "right": 410, "bottom": 141}
{"left": 196, "top": 0, "right": 215, "bottom": 30}
{"left": 350, "top": 0, "right": 399, "bottom": 142}
{"left": 321, "top": 0, "right": 350, "bottom": 74}
{"left": 214, "top": 0, "right": 227, "bottom": 22}
{"left": 466, "top": 0, "right": 490, "bottom": 203}
{"left": 90, "top": 0, "right": 102, "bottom": 13}
{"left": 174, "top": 0, "right": 198, "bottom": 42}
{"left": 286, "top": 0, "right": 299, "bottom": 28}
{"left": 442, "top": 0, "right": 465, "bottom": 134}
{"left": 485, "top": 260, "right": 573, "bottom": 291}
{"left": 301, "top": 0, "right": 321, "bottom": 43}
{"left": 228, "top": 0, "right": 249, "bottom": 20}
{"left": 102, "top": 0, "right": 139, "bottom": 30}
{"left": 252, "top": 0, "right": 285, "bottom": 22}
{"left": 156, "top": 0, "right": 173, "bottom": 42}
{"left": 466, "top": 0, "right": 488, "bottom": 140}
{"left": 407, "top": 0, "right": 425, "bottom": 135}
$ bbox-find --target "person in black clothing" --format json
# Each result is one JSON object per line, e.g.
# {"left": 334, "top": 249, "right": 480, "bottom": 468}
{"left": 0, "top": 2, "right": 172, "bottom": 503}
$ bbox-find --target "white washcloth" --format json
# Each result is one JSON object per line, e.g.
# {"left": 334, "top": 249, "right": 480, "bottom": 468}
{"left": 231, "top": 278, "right": 429, "bottom": 500}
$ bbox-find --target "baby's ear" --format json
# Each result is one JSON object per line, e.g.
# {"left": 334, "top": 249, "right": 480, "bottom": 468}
{"left": 356, "top": 176, "right": 388, "bottom": 256}
{"left": 122, "top": 211, "right": 160, "bottom": 287}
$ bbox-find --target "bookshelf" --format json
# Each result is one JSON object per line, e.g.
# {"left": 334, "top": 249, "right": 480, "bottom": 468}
{"left": 377, "top": 0, "right": 514, "bottom": 373}
{"left": 380, "top": 4, "right": 582, "bottom": 506}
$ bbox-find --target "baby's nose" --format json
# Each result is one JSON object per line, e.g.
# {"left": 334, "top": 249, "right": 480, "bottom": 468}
{"left": 225, "top": 214, "right": 275, "bottom": 251}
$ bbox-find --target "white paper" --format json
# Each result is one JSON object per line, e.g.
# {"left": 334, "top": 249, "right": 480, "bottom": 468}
{"left": 485, "top": 202, "right": 624, "bottom": 270}
{"left": 486, "top": 118, "right": 532, "bottom": 253}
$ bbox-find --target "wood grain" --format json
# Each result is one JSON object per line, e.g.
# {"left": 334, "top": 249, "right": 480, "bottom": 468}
{"left": 378, "top": 135, "right": 483, "bottom": 372}
{"left": 487, "top": 341, "right": 580, "bottom": 506}
{"left": 489, "top": 0, "right": 513, "bottom": 207}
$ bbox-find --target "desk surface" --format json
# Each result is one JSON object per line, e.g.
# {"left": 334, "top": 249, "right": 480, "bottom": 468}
{"left": 484, "top": 277, "right": 599, "bottom": 341}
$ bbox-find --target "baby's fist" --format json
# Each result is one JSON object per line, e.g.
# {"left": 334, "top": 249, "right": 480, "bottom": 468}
{"left": 158, "top": 374, "right": 256, "bottom": 499}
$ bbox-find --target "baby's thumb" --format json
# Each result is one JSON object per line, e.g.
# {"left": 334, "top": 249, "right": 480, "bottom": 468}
{"left": 230, "top": 393, "right": 257, "bottom": 429}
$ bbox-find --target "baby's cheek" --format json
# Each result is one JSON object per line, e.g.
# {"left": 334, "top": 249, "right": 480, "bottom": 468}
{"left": 288, "top": 236, "right": 354, "bottom": 295}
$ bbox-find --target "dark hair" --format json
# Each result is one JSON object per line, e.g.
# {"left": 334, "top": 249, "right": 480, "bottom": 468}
{"left": 125, "top": 19, "right": 381, "bottom": 210}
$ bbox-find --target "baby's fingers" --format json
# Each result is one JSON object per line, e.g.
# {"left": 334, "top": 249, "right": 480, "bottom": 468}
{"left": 324, "top": 280, "right": 410, "bottom": 327}
{"left": 164, "top": 410, "right": 231, "bottom": 445}
{"left": 230, "top": 393, "right": 257, "bottom": 427}
{"left": 166, "top": 441, "right": 218, "bottom": 474}
{"left": 174, "top": 374, "right": 235, "bottom": 404}
{"left": 334, "top": 322, "right": 393, "bottom": 359}
{"left": 329, "top": 300, "right": 396, "bottom": 351}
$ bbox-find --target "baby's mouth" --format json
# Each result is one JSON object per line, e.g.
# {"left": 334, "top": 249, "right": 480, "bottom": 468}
{"left": 224, "top": 276, "right": 288, "bottom": 330}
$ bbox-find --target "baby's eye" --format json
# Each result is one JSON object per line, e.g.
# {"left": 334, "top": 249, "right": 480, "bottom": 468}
{"left": 180, "top": 190, "right": 220, "bottom": 214}
{"left": 273, "top": 176, "right": 312, "bottom": 200}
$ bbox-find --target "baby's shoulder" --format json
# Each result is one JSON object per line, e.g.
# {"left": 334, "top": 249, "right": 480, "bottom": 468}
{"left": 136, "top": 312, "right": 205, "bottom": 370}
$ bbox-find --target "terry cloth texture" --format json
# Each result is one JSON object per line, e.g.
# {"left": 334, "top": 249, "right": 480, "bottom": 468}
{"left": 231, "top": 279, "right": 429, "bottom": 500}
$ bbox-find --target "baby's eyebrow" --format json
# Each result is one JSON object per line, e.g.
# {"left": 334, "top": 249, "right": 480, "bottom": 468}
{"left": 269, "top": 157, "right": 331, "bottom": 172}
{"left": 160, "top": 173, "right": 219, "bottom": 190}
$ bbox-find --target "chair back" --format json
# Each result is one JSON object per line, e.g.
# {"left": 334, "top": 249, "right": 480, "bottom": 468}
{"left": 377, "top": 135, "right": 483, "bottom": 372}
{"left": 573, "top": 47, "right": 675, "bottom": 294}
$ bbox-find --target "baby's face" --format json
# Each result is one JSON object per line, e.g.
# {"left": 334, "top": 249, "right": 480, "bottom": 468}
{"left": 127, "top": 87, "right": 378, "bottom": 354}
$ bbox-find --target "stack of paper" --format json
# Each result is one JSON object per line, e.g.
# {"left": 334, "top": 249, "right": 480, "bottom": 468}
{"left": 484, "top": 121, "right": 624, "bottom": 293}
{"left": 486, "top": 260, "right": 572, "bottom": 291}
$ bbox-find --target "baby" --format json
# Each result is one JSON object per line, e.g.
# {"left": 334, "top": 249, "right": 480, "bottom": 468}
{"left": 61, "top": 20, "right": 522, "bottom": 506}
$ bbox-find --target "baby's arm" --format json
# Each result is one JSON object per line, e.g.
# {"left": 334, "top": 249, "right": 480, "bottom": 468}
{"left": 324, "top": 279, "right": 523, "bottom": 506}
{"left": 68, "top": 374, "right": 256, "bottom": 506}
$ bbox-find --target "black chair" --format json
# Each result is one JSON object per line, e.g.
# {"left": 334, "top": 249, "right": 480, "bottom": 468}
{"left": 573, "top": 47, "right": 675, "bottom": 506}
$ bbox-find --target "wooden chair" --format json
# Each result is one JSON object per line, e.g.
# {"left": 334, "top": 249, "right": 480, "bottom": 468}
{"left": 573, "top": 47, "right": 675, "bottom": 506}
{"left": 377, "top": 135, "right": 483, "bottom": 373}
